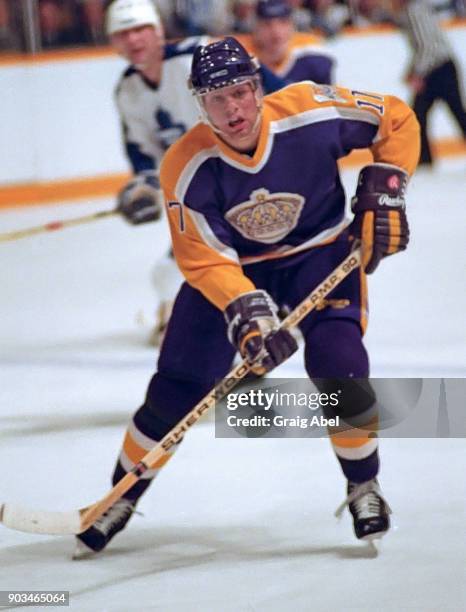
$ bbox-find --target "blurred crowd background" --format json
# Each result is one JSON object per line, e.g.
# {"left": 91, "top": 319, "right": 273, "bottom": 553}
{"left": 1, "top": 0, "right": 464, "bottom": 53}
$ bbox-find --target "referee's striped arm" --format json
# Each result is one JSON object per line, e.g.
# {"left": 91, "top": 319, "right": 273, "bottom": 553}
{"left": 405, "top": 0, "right": 451, "bottom": 77}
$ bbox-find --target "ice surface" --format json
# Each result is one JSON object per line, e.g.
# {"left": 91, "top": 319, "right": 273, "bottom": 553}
{"left": 0, "top": 163, "right": 465, "bottom": 611}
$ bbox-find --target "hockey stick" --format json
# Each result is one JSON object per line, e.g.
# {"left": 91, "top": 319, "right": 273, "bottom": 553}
{"left": 0, "top": 248, "right": 362, "bottom": 535}
{"left": 0, "top": 209, "right": 118, "bottom": 243}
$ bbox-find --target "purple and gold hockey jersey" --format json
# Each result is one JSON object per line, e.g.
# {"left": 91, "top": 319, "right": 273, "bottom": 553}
{"left": 160, "top": 82, "right": 420, "bottom": 311}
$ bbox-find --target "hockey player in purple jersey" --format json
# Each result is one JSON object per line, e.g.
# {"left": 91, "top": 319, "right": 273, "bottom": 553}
{"left": 74, "top": 37, "right": 419, "bottom": 557}
{"left": 237, "top": 0, "right": 335, "bottom": 85}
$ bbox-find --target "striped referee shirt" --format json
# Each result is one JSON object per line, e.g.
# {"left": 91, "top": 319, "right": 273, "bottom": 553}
{"left": 402, "top": 0, "right": 452, "bottom": 77}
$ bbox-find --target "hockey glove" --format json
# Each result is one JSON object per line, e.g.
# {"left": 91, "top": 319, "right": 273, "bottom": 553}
{"left": 349, "top": 163, "right": 410, "bottom": 274}
{"left": 117, "top": 170, "right": 163, "bottom": 225}
{"left": 224, "top": 290, "right": 298, "bottom": 375}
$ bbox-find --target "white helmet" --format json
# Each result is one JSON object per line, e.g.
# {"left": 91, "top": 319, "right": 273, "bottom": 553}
{"left": 105, "top": 0, "right": 161, "bottom": 36}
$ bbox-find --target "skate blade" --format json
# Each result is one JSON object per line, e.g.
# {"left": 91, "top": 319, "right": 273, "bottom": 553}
{"left": 72, "top": 538, "right": 98, "bottom": 560}
{"left": 361, "top": 530, "right": 388, "bottom": 555}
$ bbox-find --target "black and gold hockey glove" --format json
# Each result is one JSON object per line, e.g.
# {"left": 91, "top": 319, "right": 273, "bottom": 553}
{"left": 350, "top": 163, "right": 410, "bottom": 274}
{"left": 224, "top": 290, "right": 298, "bottom": 375}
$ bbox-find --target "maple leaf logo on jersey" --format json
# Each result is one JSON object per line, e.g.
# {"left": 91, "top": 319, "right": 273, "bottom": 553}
{"left": 226, "top": 189, "right": 305, "bottom": 244}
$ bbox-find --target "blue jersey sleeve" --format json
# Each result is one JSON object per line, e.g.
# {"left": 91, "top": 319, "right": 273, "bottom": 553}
{"left": 125, "top": 142, "right": 156, "bottom": 173}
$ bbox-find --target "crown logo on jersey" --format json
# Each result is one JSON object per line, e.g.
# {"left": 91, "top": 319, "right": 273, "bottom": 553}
{"left": 226, "top": 189, "right": 305, "bottom": 244}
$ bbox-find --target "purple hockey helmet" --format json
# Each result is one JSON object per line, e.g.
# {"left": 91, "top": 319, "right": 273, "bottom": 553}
{"left": 189, "top": 37, "right": 260, "bottom": 95}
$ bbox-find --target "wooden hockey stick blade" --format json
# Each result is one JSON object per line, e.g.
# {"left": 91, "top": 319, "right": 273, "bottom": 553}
{"left": 0, "top": 249, "right": 361, "bottom": 536}
{"left": 0, "top": 209, "right": 118, "bottom": 243}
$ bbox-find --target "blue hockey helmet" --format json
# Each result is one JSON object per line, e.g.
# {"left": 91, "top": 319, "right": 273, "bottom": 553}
{"left": 189, "top": 37, "right": 260, "bottom": 96}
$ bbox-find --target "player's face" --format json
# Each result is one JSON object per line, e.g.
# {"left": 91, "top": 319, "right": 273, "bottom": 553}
{"left": 202, "top": 82, "right": 262, "bottom": 151}
{"left": 110, "top": 24, "right": 164, "bottom": 69}
{"left": 254, "top": 17, "right": 293, "bottom": 63}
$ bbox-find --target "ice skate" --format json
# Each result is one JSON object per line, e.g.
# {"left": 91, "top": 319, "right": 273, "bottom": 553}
{"left": 73, "top": 499, "right": 137, "bottom": 559}
{"left": 335, "top": 478, "right": 391, "bottom": 541}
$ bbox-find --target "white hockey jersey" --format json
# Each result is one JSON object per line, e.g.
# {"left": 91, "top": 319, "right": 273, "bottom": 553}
{"left": 115, "top": 37, "right": 209, "bottom": 174}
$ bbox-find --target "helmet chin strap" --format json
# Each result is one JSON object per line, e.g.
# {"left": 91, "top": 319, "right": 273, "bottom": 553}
{"left": 194, "top": 97, "right": 224, "bottom": 135}
{"left": 249, "top": 89, "right": 264, "bottom": 134}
